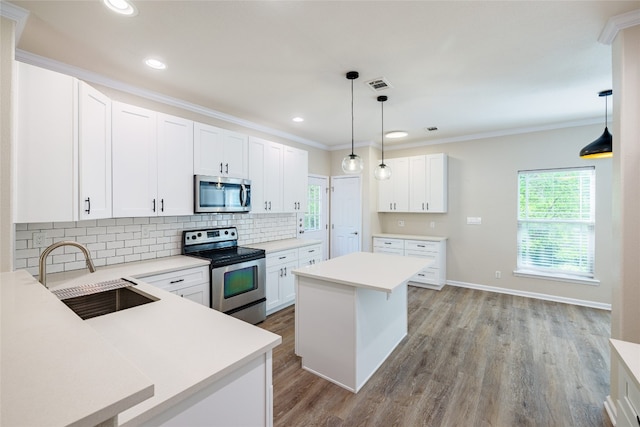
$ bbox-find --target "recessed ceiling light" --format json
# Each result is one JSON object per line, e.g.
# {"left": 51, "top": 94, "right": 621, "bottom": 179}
{"left": 103, "top": 0, "right": 137, "bottom": 16}
{"left": 292, "top": 117, "right": 304, "bottom": 123}
{"left": 145, "top": 58, "right": 166, "bottom": 70}
{"left": 385, "top": 131, "right": 408, "bottom": 139}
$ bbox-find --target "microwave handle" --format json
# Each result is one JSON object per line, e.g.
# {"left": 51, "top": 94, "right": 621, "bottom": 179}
{"left": 240, "top": 184, "right": 247, "bottom": 207}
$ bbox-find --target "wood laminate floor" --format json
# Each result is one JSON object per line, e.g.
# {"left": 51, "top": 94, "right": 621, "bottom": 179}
{"left": 260, "top": 285, "right": 612, "bottom": 427}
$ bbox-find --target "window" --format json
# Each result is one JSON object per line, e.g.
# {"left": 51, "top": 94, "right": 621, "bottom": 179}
{"left": 517, "top": 167, "right": 595, "bottom": 280}
{"left": 305, "top": 183, "right": 321, "bottom": 232}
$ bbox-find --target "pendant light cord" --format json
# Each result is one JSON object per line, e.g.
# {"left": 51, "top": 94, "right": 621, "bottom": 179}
{"left": 381, "top": 100, "right": 384, "bottom": 164}
{"left": 351, "top": 77, "right": 355, "bottom": 156}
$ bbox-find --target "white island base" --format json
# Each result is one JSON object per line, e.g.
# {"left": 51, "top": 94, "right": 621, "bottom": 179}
{"left": 293, "top": 252, "right": 431, "bottom": 393}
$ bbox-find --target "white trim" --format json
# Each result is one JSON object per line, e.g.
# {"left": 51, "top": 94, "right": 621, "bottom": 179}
{"left": 513, "top": 269, "right": 600, "bottom": 286}
{"left": 604, "top": 395, "right": 617, "bottom": 426}
{"left": 599, "top": 9, "right": 640, "bottom": 45}
{"left": 447, "top": 280, "right": 611, "bottom": 311}
{"left": 0, "top": 1, "right": 29, "bottom": 42}
{"left": 386, "top": 117, "right": 602, "bottom": 151}
{"left": 14, "top": 49, "right": 329, "bottom": 151}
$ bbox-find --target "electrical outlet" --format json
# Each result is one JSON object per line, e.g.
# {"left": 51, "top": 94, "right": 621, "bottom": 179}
{"left": 398, "top": 220, "right": 405, "bottom": 227}
{"left": 33, "top": 232, "right": 46, "bottom": 248}
{"left": 430, "top": 221, "right": 435, "bottom": 229}
{"left": 495, "top": 270, "right": 502, "bottom": 279}
{"left": 141, "top": 225, "right": 152, "bottom": 238}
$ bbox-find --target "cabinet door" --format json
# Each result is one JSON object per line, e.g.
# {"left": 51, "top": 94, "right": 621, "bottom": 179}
{"left": 426, "top": 153, "right": 447, "bottom": 212}
{"left": 377, "top": 169, "right": 394, "bottom": 212}
{"left": 193, "top": 122, "right": 224, "bottom": 176}
{"left": 78, "top": 81, "right": 112, "bottom": 220}
{"left": 112, "top": 102, "right": 157, "bottom": 217}
{"left": 249, "top": 137, "right": 267, "bottom": 212}
{"left": 266, "top": 264, "right": 283, "bottom": 312}
{"left": 157, "top": 113, "right": 194, "bottom": 216}
{"left": 283, "top": 146, "right": 308, "bottom": 212}
{"left": 173, "top": 283, "right": 208, "bottom": 306}
{"left": 391, "top": 157, "right": 410, "bottom": 211}
{"left": 222, "top": 130, "right": 248, "bottom": 178}
{"left": 280, "top": 260, "right": 297, "bottom": 305}
{"left": 409, "top": 155, "right": 427, "bottom": 212}
{"left": 16, "top": 62, "right": 77, "bottom": 223}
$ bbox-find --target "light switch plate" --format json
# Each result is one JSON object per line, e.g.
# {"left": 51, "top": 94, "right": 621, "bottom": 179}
{"left": 467, "top": 217, "right": 482, "bottom": 225}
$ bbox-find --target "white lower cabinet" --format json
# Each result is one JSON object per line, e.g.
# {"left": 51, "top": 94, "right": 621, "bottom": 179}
{"left": 139, "top": 266, "right": 210, "bottom": 307}
{"left": 373, "top": 236, "right": 447, "bottom": 290}
{"left": 612, "top": 340, "right": 640, "bottom": 427}
{"left": 265, "top": 249, "right": 297, "bottom": 315}
{"left": 297, "top": 243, "right": 323, "bottom": 267}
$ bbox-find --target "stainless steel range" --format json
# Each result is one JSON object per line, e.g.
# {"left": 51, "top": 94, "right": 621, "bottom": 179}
{"left": 182, "top": 227, "right": 266, "bottom": 324}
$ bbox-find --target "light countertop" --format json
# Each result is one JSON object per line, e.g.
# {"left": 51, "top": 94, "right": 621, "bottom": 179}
{"left": 2, "top": 256, "right": 281, "bottom": 426}
{"left": 0, "top": 270, "right": 153, "bottom": 427}
{"left": 373, "top": 233, "right": 448, "bottom": 241}
{"left": 292, "top": 252, "right": 431, "bottom": 293}
{"left": 611, "top": 339, "right": 640, "bottom": 389}
{"left": 245, "top": 238, "right": 322, "bottom": 254}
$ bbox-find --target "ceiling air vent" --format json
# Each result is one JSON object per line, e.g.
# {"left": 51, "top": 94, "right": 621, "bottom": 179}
{"left": 365, "top": 77, "right": 393, "bottom": 92}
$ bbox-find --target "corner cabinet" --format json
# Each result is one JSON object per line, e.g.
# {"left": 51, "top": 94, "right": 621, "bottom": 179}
{"left": 193, "top": 122, "right": 248, "bottom": 179}
{"left": 378, "top": 154, "right": 447, "bottom": 213}
{"left": 373, "top": 235, "right": 447, "bottom": 290}
{"left": 283, "top": 146, "right": 308, "bottom": 212}
{"left": 138, "top": 265, "right": 210, "bottom": 306}
{"left": 15, "top": 62, "right": 112, "bottom": 223}
{"left": 112, "top": 103, "right": 194, "bottom": 217}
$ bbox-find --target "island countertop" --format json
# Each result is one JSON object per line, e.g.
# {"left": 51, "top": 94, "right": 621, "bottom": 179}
{"left": 292, "top": 251, "right": 431, "bottom": 293}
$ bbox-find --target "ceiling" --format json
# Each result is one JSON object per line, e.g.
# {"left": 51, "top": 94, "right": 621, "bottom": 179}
{"left": 8, "top": 1, "right": 640, "bottom": 150}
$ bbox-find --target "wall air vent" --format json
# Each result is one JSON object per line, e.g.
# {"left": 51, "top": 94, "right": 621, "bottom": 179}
{"left": 365, "top": 77, "right": 393, "bottom": 92}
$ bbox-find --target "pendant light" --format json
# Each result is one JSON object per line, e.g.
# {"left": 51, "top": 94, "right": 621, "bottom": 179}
{"left": 580, "top": 90, "right": 613, "bottom": 159}
{"left": 341, "top": 71, "right": 364, "bottom": 174}
{"left": 374, "top": 95, "right": 391, "bottom": 180}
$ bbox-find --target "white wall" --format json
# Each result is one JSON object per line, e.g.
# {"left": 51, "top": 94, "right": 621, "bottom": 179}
{"left": 377, "top": 124, "right": 613, "bottom": 306}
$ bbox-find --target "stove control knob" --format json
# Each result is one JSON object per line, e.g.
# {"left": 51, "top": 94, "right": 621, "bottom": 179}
{"left": 231, "top": 231, "right": 235, "bottom": 236}
{"left": 197, "top": 232, "right": 202, "bottom": 237}
{"left": 224, "top": 230, "right": 229, "bottom": 235}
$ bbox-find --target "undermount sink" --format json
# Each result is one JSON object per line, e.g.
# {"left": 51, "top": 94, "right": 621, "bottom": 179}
{"left": 52, "top": 279, "right": 158, "bottom": 320}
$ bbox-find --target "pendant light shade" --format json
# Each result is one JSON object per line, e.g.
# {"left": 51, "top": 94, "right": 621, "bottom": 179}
{"left": 580, "top": 90, "right": 613, "bottom": 159}
{"left": 374, "top": 95, "right": 391, "bottom": 180}
{"left": 342, "top": 71, "right": 364, "bottom": 174}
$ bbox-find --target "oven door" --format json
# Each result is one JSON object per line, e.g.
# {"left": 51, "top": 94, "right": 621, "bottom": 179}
{"left": 211, "top": 257, "right": 266, "bottom": 314}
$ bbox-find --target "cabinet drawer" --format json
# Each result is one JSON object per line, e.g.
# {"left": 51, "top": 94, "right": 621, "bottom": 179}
{"left": 411, "top": 268, "right": 438, "bottom": 283}
{"left": 139, "top": 266, "right": 209, "bottom": 291}
{"left": 405, "top": 240, "right": 438, "bottom": 252}
{"left": 373, "top": 247, "right": 404, "bottom": 256}
{"left": 373, "top": 238, "right": 404, "bottom": 250}
{"left": 405, "top": 250, "right": 438, "bottom": 264}
{"left": 298, "top": 244, "right": 322, "bottom": 259}
{"left": 267, "top": 249, "right": 298, "bottom": 266}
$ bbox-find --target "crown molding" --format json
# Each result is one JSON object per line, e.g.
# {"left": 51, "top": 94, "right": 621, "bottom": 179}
{"left": 14, "top": 49, "right": 329, "bottom": 151}
{"left": 385, "top": 117, "right": 603, "bottom": 151}
{"left": 0, "top": 1, "right": 29, "bottom": 42}
{"left": 599, "top": 8, "right": 640, "bottom": 45}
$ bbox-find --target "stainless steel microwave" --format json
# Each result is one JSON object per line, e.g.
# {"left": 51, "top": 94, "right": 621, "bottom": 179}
{"left": 194, "top": 175, "right": 251, "bottom": 213}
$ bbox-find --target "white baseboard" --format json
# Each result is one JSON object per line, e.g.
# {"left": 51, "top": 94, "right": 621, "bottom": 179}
{"left": 446, "top": 280, "right": 611, "bottom": 311}
{"left": 604, "top": 395, "right": 617, "bottom": 426}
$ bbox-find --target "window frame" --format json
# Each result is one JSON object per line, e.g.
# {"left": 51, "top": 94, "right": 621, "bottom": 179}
{"left": 514, "top": 166, "right": 599, "bottom": 285}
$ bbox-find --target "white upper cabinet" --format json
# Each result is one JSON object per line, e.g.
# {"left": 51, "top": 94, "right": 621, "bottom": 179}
{"left": 283, "top": 146, "right": 308, "bottom": 212}
{"left": 249, "top": 137, "right": 283, "bottom": 213}
{"left": 377, "top": 157, "right": 409, "bottom": 212}
{"left": 379, "top": 154, "right": 447, "bottom": 213}
{"left": 157, "top": 113, "right": 194, "bottom": 216}
{"left": 112, "top": 103, "right": 194, "bottom": 218}
{"left": 16, "top": 63, "right": 111, "bottom": 223}
{"left": 112, "top": 102, "right": 158, "bottom": 218}
{"left": 16, "top": 62, "right": 77, "bottom": 223}
{"left": 409, "top": 153, "right": 447, "bottom": 213}
{"left": 193, "top": 122, "right": 248, "bottom": 179}
{"left": 78, "top": 81, "right": 112, "bottom": 220}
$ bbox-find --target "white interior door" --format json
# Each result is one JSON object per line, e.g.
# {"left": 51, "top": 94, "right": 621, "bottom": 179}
{"left": 330, "top": 175, "right": 362, "bottom": 258}
{"left": 301, "top": 175, "right": 329, "bottom": 260}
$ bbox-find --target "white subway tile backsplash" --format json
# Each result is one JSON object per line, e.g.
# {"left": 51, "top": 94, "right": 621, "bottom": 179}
{"left": 15, "top": 213, "right": 297, "bottom": 278}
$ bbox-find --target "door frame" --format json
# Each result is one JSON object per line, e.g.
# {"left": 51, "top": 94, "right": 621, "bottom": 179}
{"left": 330, "top": 175, "right": 362, "bottom": 259}
{"left": 305, "top": 174, "right": 330, "bottom": 260}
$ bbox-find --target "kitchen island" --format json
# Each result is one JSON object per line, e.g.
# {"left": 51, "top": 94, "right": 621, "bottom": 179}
{"left": 292, "top": 252, "right": 431, "bottom": 393}
{"left": 1, "top": 257, "right": 281, "bottom": 427}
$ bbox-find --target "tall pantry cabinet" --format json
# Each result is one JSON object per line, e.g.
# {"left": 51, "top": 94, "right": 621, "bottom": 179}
{"left": 15, "top": 62, "right": 112, "bottom": 223}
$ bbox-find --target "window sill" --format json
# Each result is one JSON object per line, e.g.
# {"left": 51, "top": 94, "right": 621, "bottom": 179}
{"left": 513, "top": 270, "right": 600, "bottom": 286}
